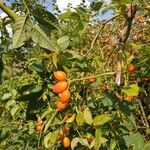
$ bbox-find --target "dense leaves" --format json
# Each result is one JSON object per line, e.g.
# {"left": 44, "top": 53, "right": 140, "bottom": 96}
{"left": 0, "top": 0, "right": 150, "bottom": 150}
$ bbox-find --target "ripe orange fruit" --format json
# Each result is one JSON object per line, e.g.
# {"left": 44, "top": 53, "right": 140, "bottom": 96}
{"left": 60, "top": 90, "right": 71, "bottom": 103}
{"left": 56, "top": 101, "right": 68, "bottom": 111}
{"left": 53, "top": 71, "right": 67, "bottom": 81}
{"left": 63, "top": 137, "right": 71, "bottom": 148}
{"left": 53, "top": 81, "right": 68, "bottom": 93}
{"left": 125, "top": 95, "right": 134, "bottom": 101}
{"left": 35, "top": 123, "right": 44, "bottom": 132}
{"left": 89, "top": 77, "right": 97, "bottom": 83}
{"left": 128, "top": 64, "right": 136, "bottom": 73}
{"left": 64, "top": 126, "right": 70, "bottom": 135}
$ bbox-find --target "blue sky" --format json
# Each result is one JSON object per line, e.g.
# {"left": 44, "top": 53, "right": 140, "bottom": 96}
{"left": 1, "top": 0, "right": 113, "bottom": 20}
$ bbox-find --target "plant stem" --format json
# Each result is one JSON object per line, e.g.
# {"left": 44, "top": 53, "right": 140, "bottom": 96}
{"left": 0, "top": 2, "right": 17, "bottom": 21}
{"left": 86, "top": 14, "right": 119, "bottom": 56}
{"left": 38, "top": 131, "right": 42, "bottom": 149}
{"left": 137, "top": 99, "right": 149, "bottom": 128}
{"left": 70, "top": 72, "right": 115, "bottom": 83}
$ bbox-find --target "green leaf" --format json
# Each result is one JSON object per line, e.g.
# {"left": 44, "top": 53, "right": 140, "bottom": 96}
{"left": 143, "top": 144, "right": 150, "bottom": 150}
{"left": 13, "top": 15, "right": 32, "bottom": 48}
{"left": 59, "top": 11, "right": 80, "bottom": 20}
{"left": 57, "top": 35, "right": 69, "bottom": 49}
{"left": 71, "top": 138, "right": 90, "bottom": 150}
{"left": 95, "top": 129, "right": 102, "bottom": 150}
{"left": 83, "top": 107, "right": 93, "bottom": 125}
{"left": 124, "top": 133, "right": 144, "bottom": 150}
{"left": 93, "top": 114, "right": 112, "bottom": 126}
{"left": 118, "top": 102, "right": 136, "bottom": 127}
{"left": 110, "top": 139, "right": 117, "bottom": 150}
{"left": 10, "top": 105, "right": 20, "bottom": 118}
{"left": 44, "top": 111, "right": 57, "bottom": 132}
{"left": 31, "top": 24, "right": 60, "bottom": 52}
{"left": 52, "top": 53, "right": 58, "bottom": 68}
{"left": 66, "top": 114, "right": 76, "bottom": 123}
{"left": 90, "top": 1, "right": 103, "bottom": 11}
{"left": 5, "top": 100, "right": 16, "bottom": 109}
{"left": 122, "top": 84, "right": 139, "bottom": 96}
{"left": 71, "top": 138, "right": 79, "bottom": 150}
{"left": 2, "top": 93, "right": 12, "bottom": 100}
{"left": 29, "top": 62, "right": 44, "bottom": 73}
{"left": 33, "top": 6, "right": 60, "bottom": 30}
{"left": 41, "top": 108, "right": 53, "bottom": 119}
{"left": 76, "top": 111, "right": 84, "bottom": 126}
{"left": 44, "top": 130, "right": 59, "bottom": 149}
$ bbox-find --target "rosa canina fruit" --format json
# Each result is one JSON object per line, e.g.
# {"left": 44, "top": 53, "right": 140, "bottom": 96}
{"left": 64, "top": 126, "right": 70, "bottom": 135}
{"left": 53, "top": 81, "right": 68, "bottom": 93}
{"left": 125, "top": 95, "right": 134, "bottom": 101}
{"left": 89, "top": 76, "right": 97, "bottom": 83}
{"left": 63, "top": 137, "right": 71, "bottom": 148}
{"left": 53, "top": 71, "right": 67, "bottom": 81}
{"left": 128, "top": 64, "right": 136, "bottom": 73}
{"left": 56, "top": 101, "right": 68, "bottom": 111}
{"left": 60, "top": 90, "right": 71, "bottom": 103}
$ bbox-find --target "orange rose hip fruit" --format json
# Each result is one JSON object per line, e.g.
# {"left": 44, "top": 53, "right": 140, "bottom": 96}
{"left": 56, "top": 101, "right": 68, "bottom": 111}
{"left": 60, "top": 90, "right": 71, "bottom": 103}
{"left": 128, "top": 64, "right": 136, "bottom": 73}
{"left": 53, "top": 81, "right": 68, "bottom": 93}
{"left": 53, "top": 71, "right": 67, "bottom": 81}
{"left": 63, "top": 137, "right": 71, "bottom": 148}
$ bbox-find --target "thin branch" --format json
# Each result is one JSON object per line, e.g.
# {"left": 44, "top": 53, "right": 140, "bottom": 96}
{"left": 70, "top": 72, "right": 115, "bottom": 83}
{"left": 137, "top": 99, "right": 149, "bottom": 128}
{"left": 86, "top": 14, "right": 119, "bottom": 55}
{"left": 115, "top": 4, "right": 138, "bottom": 85}
{"left": 0, "top": 2, "right": 17, "bottom": 21}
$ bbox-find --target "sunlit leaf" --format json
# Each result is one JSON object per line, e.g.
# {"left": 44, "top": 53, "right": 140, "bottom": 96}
{"left": 31, "top": 24, "right": 61, "bottom": 52}
{"left": 44, "top": 130, "right": 59, "bottom": 149}
{"left": 13, "top": 15, "right": 32, "bottom": 48}
{"left": 83, "top": 107, "right": 93, "bottom": 125}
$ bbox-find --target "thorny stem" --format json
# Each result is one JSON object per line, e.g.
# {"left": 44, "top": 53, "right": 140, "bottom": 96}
{"left": 0, "top": 2, "right": 17, "bottom": 21}
{"left": 70, "top": 72, "right": 115, "bottom": 83}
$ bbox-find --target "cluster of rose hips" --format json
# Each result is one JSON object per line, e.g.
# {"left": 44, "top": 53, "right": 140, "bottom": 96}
{"left": 52, "top": 70, "right": 71, "bottom": 111}
{"left": 58, "top": 126, "right": 71, "bottom": 148}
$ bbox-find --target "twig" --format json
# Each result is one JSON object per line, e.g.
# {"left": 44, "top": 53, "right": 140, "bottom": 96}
{"left": 70, "top": 72, "right": 115, "bottom": 83}
{"left": 0, "top": 2, "right": 17, "bottom": 21}
{"left": 86, "top": 14, "right": 119, "bottom": 55}
{"left": 137, "top": 99, "right": 149, "bottom": 128}
{"left": 115, "top": 4, "right": 138, "bottom": 85}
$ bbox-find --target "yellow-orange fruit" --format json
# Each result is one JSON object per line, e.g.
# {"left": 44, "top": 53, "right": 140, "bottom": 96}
{"left": 128, "top": 64, "right": 136, "bottom": 73}
{"left": 89, "top": 77, "right": 97, "bottom": 83}
{"left": 60, "top": 90, "right": 71, "bottom": 103}
{"left": 63, "top": 137, "right": 71, "bottom": 148}
{"left": 64, "top": 126, "right": 70, "bottom": 135}
{"left": 56, "top": 101, "right": 68, "bottom": 111}
{"left": 53, "top": 71, "right": 67, "bottom": 81}
{"left": 125, "top": 95, "right": 134, "bottom": 101}
{"left": 53, "top": 81, "right": 68, "bottom": 93}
